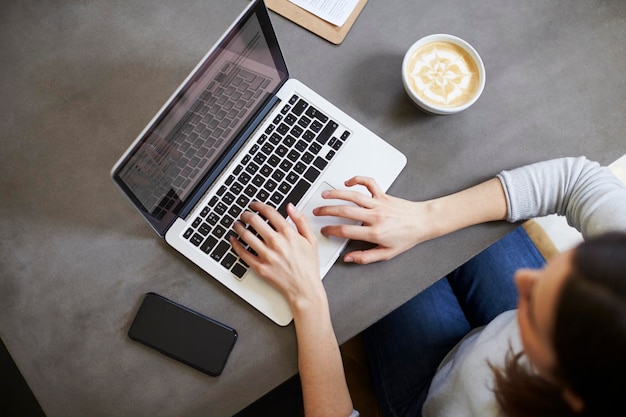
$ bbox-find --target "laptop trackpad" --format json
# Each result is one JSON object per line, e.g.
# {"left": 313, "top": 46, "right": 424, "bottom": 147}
{"left": 300, "top": 182, "right": 359, "bottom": 268}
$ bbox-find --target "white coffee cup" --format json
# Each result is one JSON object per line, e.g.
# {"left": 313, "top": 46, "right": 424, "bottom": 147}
{"left": 402, "top": 34, "right": 486, "bottom": 115}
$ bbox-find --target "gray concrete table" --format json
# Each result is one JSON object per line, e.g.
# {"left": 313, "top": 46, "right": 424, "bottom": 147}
{"left": 1, "top": 1, "right": 625, "bottom": 416}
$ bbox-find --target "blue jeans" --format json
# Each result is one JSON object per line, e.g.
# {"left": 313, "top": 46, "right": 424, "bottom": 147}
{"left": 362, "top": 227, "right": 546, "bottom": 417}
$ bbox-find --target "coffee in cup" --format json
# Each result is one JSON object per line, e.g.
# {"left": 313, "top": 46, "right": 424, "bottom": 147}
{"left": 402, "top": 34, "right": 485, "bottom": 115}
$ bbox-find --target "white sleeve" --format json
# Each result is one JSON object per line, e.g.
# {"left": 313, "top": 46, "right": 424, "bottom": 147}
{"left": 496, "top": 156, "right": 626, "bottom": 239}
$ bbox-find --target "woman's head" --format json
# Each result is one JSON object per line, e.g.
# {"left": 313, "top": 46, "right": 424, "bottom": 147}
{"left": 507, "top": 231, "right": 626, "bottom": 416}
{"left": 551, "top": 231, "right": 626, "bottom": 414}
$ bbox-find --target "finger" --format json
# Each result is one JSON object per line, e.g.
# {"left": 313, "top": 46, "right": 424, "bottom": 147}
{"left": 250, "top": 201, "right": 291, "bottom": 233}
{"left": 314, "top": 204, "right": 370, "bottom": 223}
{"left": 345, "top": 176, "right": 385, "bottom": 198}
{"left": 240, "top": 206, "right": 275, "bottom": 237}
{"left": 232, "top": 220, "right": 267, "bottom": 258}
{"left": 320, "top": 223, "right": 373, "bottom": 242}
{"left": 286, "top": 203, "right": 317, "bottom": 244}
{"left": 229, "top": 231, "right": 258, "bottom": 267}
{"left": 343, "top": 246, "right": 395, "bottom": 265}
{"left": 320, "top": 188, "right": 375, "bottom": 209}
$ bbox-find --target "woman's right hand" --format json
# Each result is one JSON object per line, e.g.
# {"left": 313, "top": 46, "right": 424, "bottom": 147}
{"left": 314, "top": 176, "right": 431, "bottom": 265}
{"left": 315, "top": 175, "right": 509, "bottom": 265}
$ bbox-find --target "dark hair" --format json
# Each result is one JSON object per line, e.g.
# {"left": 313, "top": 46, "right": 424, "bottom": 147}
{"left": 492, "top": 232, "right": 626, "bottom": 417}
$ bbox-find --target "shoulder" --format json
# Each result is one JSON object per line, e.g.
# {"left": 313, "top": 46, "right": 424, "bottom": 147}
{"left": 422, "top": 310, "right": 519, "bottom": 417}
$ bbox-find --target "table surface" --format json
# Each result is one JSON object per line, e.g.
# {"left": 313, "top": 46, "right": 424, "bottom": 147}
{"left": 1, "top": 1, "right": 625, "bottom": 416}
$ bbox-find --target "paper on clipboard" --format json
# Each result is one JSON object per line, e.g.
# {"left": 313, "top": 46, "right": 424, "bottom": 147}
{"left": 288, "top": 0, "right": 359, "bottom": 26}
{"left": 266, "top": 0, "right": 368, "bottom": 44}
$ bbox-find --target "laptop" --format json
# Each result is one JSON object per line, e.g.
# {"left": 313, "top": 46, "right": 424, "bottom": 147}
{"left": 111, "top": 0, "right": 407, "bottom": 326}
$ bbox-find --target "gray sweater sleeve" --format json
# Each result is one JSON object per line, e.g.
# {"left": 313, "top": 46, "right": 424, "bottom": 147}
{"left": 496, "top": 156, "right": 626, "bottom": 239}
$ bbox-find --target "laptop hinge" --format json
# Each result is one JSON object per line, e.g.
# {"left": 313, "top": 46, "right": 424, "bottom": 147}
{"left": 178, "top": 95, "right": 281, "bottom": 220}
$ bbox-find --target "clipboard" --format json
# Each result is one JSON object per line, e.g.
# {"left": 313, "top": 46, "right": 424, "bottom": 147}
{"left": 266, "top": 0, "right": 368, "bottom": 45}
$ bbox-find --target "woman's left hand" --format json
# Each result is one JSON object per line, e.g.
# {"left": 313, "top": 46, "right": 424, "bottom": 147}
{"left": 230, "top": 201, "right": 324, "bottom": 309}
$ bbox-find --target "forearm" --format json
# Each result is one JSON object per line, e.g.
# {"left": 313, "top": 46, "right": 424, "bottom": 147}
{"left": 292, "top": 294, "right": 354, "bottom": 417}
{"left": 421, "top": 177, "right": 508, "bottom": 241}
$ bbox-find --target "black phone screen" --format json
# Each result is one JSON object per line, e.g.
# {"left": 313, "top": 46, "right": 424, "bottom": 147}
{"left": 128, "top": 292, "right": 237, "bottom": 376}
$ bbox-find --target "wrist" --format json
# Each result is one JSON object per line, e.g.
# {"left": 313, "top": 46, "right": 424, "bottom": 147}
{"left": 417, "top": 199, "right": 448, "bottom": 241}
{"left": 290, "top": 283, "right": 330, "bottom": 324}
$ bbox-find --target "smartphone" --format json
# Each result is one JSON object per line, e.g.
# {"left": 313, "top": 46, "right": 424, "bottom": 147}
{"left": 128, "top": 292, "right": 238, "bottom": 376}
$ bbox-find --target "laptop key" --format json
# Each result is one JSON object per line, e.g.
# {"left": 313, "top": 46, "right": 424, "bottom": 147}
{"left": 201, "top": 236, "right": 218, "bottom": 254}
{"left": 292, "top": 99, "right": 308, "bottom": 115}
{"left": 285, "top": 114, "right": 297, "bottom": 125}
{"left": 270, "top": 192, "right": 283, "bottom": 205}
{"left": 231, "top": 181, "right": 244, "bottom": 195}
{"left": 278, "top": 182, "right": 291, "bottom": 194}
{"left": 236, "top": 195, "right": 250, "bottom": 208}
{"left": 310, "top": 120, "right": 323, "bottom": 133}
{"left": 277, "top": 123, "right": 289, "bottom": 135}
{"left": 298, "top": 116, "right": 311, "bottom": 129}
{"left": 221, "top": 253, "right": 237, "bottom": 269}
{"left": 316, "top": 121, "right": 338, "bottom": 145}
{"left": 264, "top": 179, "right": 277, "bottom": 192}
{"left": 206, "top": 212, "right": 219, "bottom": 225}
{"left": 304, "top": 166, "right": 320, "bottom": 183}
{"left": 287, "top": 149, "right": 300, "bottom": 162}
{"left": 290, "top": 125, "right": 304, "bottom": 138}
{"left": 301, "top": 152, "right": 314, "bottom": 164}
{"left": 215, "top": 202, "right": 227, "bottom": 215}
{"left": 213, "top": 225, "right": 227, "bottom": 238}
{"left": 253, "top": 152, "right": 266, "bottom": 165}
{"left": 228, "top": 205, "right": 242, "bottom": 218}
{"left": 309, "top": 142, "right": 322, "bottom": 154}
{"left": 210, "top": 241, "right": 230, "bottom": 262}
{"left": 220, "top": 215, "right": 234, "bottom": 228}
{"left": 286, "top": 172, "right": 299, "bottom": 184}
{"left": 244, "top": 184, "right": 257, "bottom": 197}
{"left": 231, "top": 263, "right": 248, "bottom": 279}
{"left": 313, "top": 156, "right": 328, "bottom": 170}
{"left": 199, "top": 222, "right": 211, "bottom": 236}
{"left": 192, "top": 217, "right": 202, "bottom": 228}
{"left": 256, "top": 189, "right": 270, "bottom": 202}
{"left": 305, "top": 105, "right": 328, "bottom": 123}
{"left": 294, "top": 161, "right": 306, "bottom": 174}
{"left": 302, "top": 130, "right": 315, "bottom": 141}
{"left": 278, "top": 179, "right": 310, "bottom": 217}
{"left": 223, "top": 192, "right": 235, "bottom": 205}
{"left": 252, "top": 174, "right": 265, "bottom": 187}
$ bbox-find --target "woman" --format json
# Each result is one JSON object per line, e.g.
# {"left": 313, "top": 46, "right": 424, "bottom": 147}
{"left": 230, "top": 157, "right": 626, "bottom": 417}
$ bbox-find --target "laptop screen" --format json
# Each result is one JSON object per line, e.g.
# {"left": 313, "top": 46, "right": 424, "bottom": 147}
{"left": 112, "top": 0, "right": 288, "bottom": 236}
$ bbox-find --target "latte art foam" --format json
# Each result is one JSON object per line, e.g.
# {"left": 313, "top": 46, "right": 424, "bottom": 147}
{"left": 406, "top": 41, "right": 480, "bottom": 108}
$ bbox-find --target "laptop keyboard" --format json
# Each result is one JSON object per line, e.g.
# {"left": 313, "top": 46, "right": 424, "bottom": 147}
{"left": 182, "top": 94, "right": 351, "bottom": 279}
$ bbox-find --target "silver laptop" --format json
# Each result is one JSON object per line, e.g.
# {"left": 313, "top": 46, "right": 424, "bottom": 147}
{"left": 111, "top": 0, "right": 406, "bottom": 325}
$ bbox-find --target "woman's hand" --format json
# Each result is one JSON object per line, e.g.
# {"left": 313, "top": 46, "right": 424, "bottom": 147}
{"left": 230, "top": 201, "right": 325, "bottom": 310}
{"left": 314, "top": 176, "right": 508, "bottom": 265}
{"left": 313, "top": 176, "right": 428, "bottom": 265}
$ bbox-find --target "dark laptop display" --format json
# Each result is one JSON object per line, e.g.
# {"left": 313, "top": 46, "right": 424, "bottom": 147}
{"left": 112, "top": 1, "right": 288, "bottom": 235}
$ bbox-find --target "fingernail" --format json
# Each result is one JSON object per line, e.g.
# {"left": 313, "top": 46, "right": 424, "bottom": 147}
{"left": 321, "top": 190, "right": 330, "bottom": 197}
{"left": 344, "top": 256, "right": 353, "bottom": 263}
